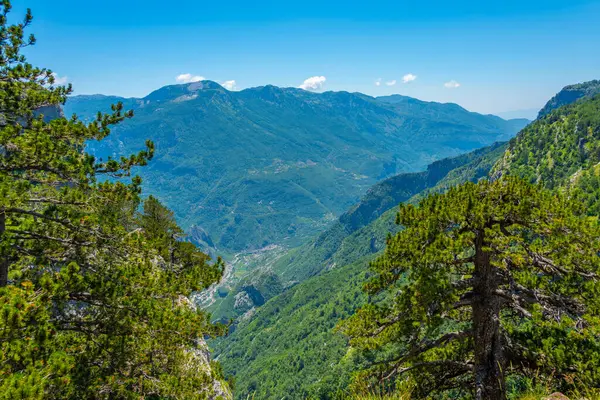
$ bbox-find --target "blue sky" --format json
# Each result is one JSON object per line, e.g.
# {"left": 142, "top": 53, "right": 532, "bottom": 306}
{"left": 12, "top": 0, "right": 600, "bottom": 115}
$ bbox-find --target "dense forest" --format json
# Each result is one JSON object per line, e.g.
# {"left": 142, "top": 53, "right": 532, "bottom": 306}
{"left": 2, "top": 1, "right": 600, "bottom": 399}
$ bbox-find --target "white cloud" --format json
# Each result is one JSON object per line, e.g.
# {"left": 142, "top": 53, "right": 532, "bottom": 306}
{"left": 402, "top": 73, "right": 417, "bottom": 83}
{"left": 374, "top": 78, "right": 382, "bottom": 86}
{"left": 221, "top": 80, "right": 236, "bottom": 90}
{"left": 444, "top": 80, "right": 461, "bottom": 89}
{"left": 299, "top": 76, "right": 326, "bottom": 91}
{"left": 176, "top": 73, "right": 205, "bottom": 83}
{"left": 385, "top": 80, "right": 397, "bottom": 86}
{"left": 52, "top": 73, "right": 68, "bottom": 85}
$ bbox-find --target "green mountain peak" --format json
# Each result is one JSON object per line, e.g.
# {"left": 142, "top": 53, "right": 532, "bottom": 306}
{"left": 65, "top": 84, "right": 528, "bottom": 252}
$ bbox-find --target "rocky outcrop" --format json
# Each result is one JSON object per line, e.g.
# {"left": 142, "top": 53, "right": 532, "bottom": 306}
{"left": 538, "top": 79, "right": 600, "bottom": 118}
{"left": 234, "top": 291, "right": 254, "bottom": 312}
{"left": 190, "top": 338, "right": 233, "bottom": 400}
{"left": 543, "top": 393, "right": 569, "bottom": 400}
{"left": 177, "top": 296, "right": 232, "bottom": 399}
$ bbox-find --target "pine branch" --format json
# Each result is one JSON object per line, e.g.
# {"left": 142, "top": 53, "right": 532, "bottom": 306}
{"left": 523, "top": 245, "right": 597, "bottom": 279}
{"left": 0, "top": 163, "right": 73, "bottom": 180}
{"left": 492, "top": 289, "right": 533, "bottom": 318}
{"left": 375, "top": 330, "right": 472, "bottom": 372}
{"left": 366, "top": 312, "right": 407, "bottom": 338}
{"left": 26, "top": 198, "right": 87, "bottom": 206}
{"left": 452, "top": 277, "right": 477, "bottom": 290}
{"left": 384, "top": 360, "right": 473, "bottom": 381}
{"left": 7, "top": 228, "right": 93, "bottom": 246}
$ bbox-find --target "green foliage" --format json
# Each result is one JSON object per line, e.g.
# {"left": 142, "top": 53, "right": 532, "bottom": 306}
{"left": 0, "top": 3, "right": 227, "bottom": 398}
{"left": 0, "top": 283, "right": 73, "bottom": 399}
{"left": 65, "top": 82, "right": 527, "bottom": 253}
{"left": 346, "top": 390, "right": 600, "bottom": 400}
{"left": 340, "top": 177, "right": 600, "bottom": 398}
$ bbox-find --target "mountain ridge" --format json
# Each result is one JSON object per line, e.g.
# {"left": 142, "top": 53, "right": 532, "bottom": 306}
{"left": 71, "top": 81, "right": 530, "bottom": 125}
{"left": 65, "top": 81, "right": 528, "bottom": 252}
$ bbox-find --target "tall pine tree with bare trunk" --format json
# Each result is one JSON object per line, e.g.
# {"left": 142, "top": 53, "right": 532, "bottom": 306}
{"left": 340, "top": 177, "right": 600, "bottom": 399}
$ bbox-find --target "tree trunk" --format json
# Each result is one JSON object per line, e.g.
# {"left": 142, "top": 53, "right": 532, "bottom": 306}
{"left": 472, "top": 230, "right": 506, "bottom": 400}
{"left": 0, "top": 209, "right": 7, "bottom": 286}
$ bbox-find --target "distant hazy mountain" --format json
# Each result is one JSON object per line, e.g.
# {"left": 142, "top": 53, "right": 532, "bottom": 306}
{"left": 494, "top": 108, "right": 538, "bottom": 121}
{"left": 377, "top": 95, "right": 530, "bottom": 131}
{"left": 66, "top": 81, "right": 528, "bottom": 252}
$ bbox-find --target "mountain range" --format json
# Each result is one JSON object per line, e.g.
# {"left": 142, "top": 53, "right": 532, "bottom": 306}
{"left": 66, "top": 79, "right": 600, "bottom": 399}
{"left": 65, "top": 82, "right": 528, "bottom": 253}
{"left": 210, "top": 80, "right": 600, "bottom": 399}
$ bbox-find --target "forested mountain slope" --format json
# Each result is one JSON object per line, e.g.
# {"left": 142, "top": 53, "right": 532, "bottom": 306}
{"left": 494, "top": 94, "right": 600, "bottom": 216}
{"left": 206, "top": 143, "right": 507, "bottom": 322}
{"left": 213, "top": 81, "right": 600, "bottom": 399}
{"left": 212, "top": 141, "right": 510, "bottom": 398}
{"left": 65, "top": 82, "right": 527, "bottom": 252}
{"left": 494, "top": 94, "right": 600, "bottom": 188}
{"left": 271, "top": 141, "right": 508, "bottom": 284}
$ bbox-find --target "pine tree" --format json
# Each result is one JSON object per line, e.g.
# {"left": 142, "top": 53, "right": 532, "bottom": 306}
{"left": 340, "top": 177, "right": 600, "bottom": 399}
{"left": 0, "top": 2, "right": 227, "bottom": 398}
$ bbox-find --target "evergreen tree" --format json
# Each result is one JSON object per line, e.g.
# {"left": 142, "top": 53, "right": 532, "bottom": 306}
{"left": 340, "top": 177, "right": 600, "bottom": 399}
{"left": 0, "top": 2, "right": 227, "bottom": 398}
